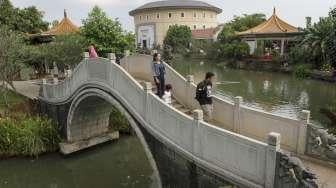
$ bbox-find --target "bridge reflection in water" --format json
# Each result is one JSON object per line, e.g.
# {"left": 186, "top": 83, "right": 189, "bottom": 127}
{"left": 38, "top": 53, "right": 322, "bottom": 188}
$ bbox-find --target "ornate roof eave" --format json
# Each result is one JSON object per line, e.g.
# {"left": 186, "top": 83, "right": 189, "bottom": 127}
{"left": 239, "top": 31, "right": 303, "bottom": 39}
{"left": 237, "top": 8, "right": 299, "bottom": 36}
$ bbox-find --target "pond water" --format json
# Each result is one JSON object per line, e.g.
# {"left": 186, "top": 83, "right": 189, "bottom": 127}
{"left": 0, "top": 136, "right": 159, "bottom": 188}
{"left": 171, "top": 59, "right": 336, "bottom": 127}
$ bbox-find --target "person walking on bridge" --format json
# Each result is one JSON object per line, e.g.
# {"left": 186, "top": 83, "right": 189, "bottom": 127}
{"left": 88, "top": 44, "right": 98, "bottom": 58}
{"left": 152, "top": 53, "right": 166, "bottom": 98}
{"left": 195, "top": 72, "right": 215, "bottom": 122}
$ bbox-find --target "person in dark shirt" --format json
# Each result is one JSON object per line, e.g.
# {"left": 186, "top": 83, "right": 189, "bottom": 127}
{"left": 195, "top": 72, "right": 215, "bottom": 121}
{"left": 152, "top": 53, "right": 166, "bottom": 98}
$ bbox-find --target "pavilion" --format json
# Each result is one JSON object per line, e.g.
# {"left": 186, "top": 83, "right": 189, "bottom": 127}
{"left": 29, "top": 10, "right": 79, "bottom": 43}
{"left": 238, "top": 8, "right": 303, "bottom": 57}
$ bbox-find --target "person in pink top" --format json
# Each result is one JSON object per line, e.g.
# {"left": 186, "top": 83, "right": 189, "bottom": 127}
{"left": 88, "top": 44, "right": 98, "bottom": 58}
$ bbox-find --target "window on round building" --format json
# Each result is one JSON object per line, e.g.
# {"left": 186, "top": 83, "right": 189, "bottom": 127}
{"left": 168, "top": 13, "right": 172, "bottom": 18}
{"left": 194, "top": 12, "right": 197, "bottom": 18}
{"left": 146, "top": 15, "right": 149, "bottom": 20}
{"left": 203, "top": 12, "right": 206, "bottom": 18}
{"left": 193, "top": 25, "right": 197, "bottom": 29}
{"left": 181, "top": 12, "right": 185, "bottom": 18}
{"left": 157, "top": 13, "right": 160, "bottom": 19}
{"left": 139, "top": 16, "right": 142, "bottom": 20}
{"left": 203, "top": 25, "right": 206, "bottom": 29}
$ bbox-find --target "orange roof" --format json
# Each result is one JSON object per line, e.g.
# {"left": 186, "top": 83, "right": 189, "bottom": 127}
{"left": 44, "top": 10, "right": 79, "bottom": 35}
{"left": 238, "top": 8, "right": 299, "bottom": 36}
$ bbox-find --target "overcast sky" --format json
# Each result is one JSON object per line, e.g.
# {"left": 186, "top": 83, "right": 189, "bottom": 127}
{"left": 12, "top": 0, "right": 336, "bottom": 32}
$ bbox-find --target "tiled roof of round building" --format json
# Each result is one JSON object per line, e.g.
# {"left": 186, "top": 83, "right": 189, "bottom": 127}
{"left": 238, "top": 8, "right": 300, "bottom": 36}
{"left": 44, "top": 10, "right": 79, "bottom": 35}
{"left": 129, "top": 0, "right": 222, "bottom": 15}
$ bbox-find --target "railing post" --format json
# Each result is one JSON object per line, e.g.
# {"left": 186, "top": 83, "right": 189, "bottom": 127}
{"left": 107, "top": 53, "right": 116, "bottom": 64}
{"left": 234, "top": 96, "right": 243, "bottom": 133}
{"left": 124, "top": 50, "right": 130, "bottom": 72}
{"left": 186, "top": 75, "right": 194, "bottom": 108}
{"left": 83, "top": 52, "right": 89, "bottom": 60}
{"left": 142, "top": 82, "right": 152, "bottom": 120}
{"left": 265, "top": 132, "right": 281, "bottom": 188}
{"left": 297, "top": 110, "right": 310, "bottom": 155}
{"left": 193, "top": 109, "right": 203, "bottom": 157}
{"left": 42, "top": 79, "right": 47, "bottom": 98}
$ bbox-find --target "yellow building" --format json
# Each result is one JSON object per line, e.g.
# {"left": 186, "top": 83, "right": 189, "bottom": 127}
{"left": 129, "top": 0, "right": 222, "bottom": 48}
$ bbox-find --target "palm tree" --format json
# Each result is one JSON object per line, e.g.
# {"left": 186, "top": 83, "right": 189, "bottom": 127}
{"left": 301, "top": 17, "right": 334, "bottom": 68}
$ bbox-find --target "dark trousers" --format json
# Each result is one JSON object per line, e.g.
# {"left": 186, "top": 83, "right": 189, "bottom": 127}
{"left": 154, "top": 76, "right": 165, "bottom": 98}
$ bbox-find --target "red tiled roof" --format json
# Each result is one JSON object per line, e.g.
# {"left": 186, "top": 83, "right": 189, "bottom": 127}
{"left": 192, "top": 28, "right": 216, "bottom": 39}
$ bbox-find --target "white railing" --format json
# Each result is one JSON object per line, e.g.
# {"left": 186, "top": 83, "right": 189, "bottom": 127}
{"left": 121, "top": 54, "right": 310, "bottom": 155}
{"left": 41, "top": 55, "right": 280, "bottom": 188}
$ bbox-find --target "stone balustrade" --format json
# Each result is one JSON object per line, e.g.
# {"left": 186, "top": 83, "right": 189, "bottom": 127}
{"left": 40, "top": 54, "right": 284, "bottom": 188}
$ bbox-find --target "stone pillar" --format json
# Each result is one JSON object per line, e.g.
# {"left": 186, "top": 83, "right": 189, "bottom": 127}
{"left": 233, "top": 96, "right": 243, "bottom": 133}
{"left": 107, "top": 53, "right": 116, "bottom": 64}
{"left": 186, "top": 75, "right": 194, "bottom": 108}
{"left": 42, "top": 79, "right": 47, "bottom": 98}
{"left": 280, "top": 39, "right": 285, "bottom": 56}
{"left": 142, "top": 82, "right": 152, "bottom": 120}
{"left": 193, "top": 109, "right": 203, "bottom": 157}
{"left": 297, "top": 110, "right": 310, "bottom": 155}
{"left": 124, "top": 50, "right": 130, "bottom": 72}
{"left": 265, "top": 132, "right": 281, "bottom": 188}
{"left": 83, "top": 52, "right": 90, "bottom": 60}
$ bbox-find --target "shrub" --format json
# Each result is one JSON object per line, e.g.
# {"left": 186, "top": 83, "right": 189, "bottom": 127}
{"left": 0, "top": 114, "right": 60, "bottom": 157}
{"left": 109, "top": 106, "right": 131, "bottom": 134}
{"left": 293, "top": 64, "right": 311, "bottom": 79}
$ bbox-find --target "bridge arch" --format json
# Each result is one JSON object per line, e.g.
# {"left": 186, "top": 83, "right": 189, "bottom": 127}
{"left": 66, "top": 88, "right": 162, "bottom": 187}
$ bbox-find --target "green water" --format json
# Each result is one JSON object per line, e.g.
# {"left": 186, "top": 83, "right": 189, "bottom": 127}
{"left": 172, "top": 59, "right": 336, "bottom": 126}
{"left": 0, "top": 136, "right": 158, "bottom": 188}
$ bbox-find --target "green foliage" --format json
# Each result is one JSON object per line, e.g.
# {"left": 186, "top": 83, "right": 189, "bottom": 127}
{"left": 163, "top": 25, "right": 192, "bottom": 53}
{"left": 217, "top": 26, "right": 237, "bottom": 43}
{"left": 293, "top": 64, "right": 311, "bottom": 79}
{"left": 21, "top": 34, "right": 86, "bottom": 72}
{"left": 81, "top": 6, "right": 135, "bottom": 55}
{"left": 0, "top": 27, "right": 25, "bottom": 94}
{"left": 0, "top": 114, "right": 60, "bottom": 157}
{"left": 288, "top": 45, "right": 313, "bottom": 65}
{"left": 217, "top": 41, "right": 250, "bottom": 60}
{"left": 227, "top": 13, "right": 266, "bottom": 32}
{"left": 109, "top": 106, "right": 131, "bottom": 134}
{"left": 0, "top": 0, "right": 48, "bottom": 33}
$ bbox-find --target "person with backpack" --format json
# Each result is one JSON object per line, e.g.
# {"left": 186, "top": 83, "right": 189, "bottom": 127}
{"left": 195, "top": 72, "right": 215, "bottom": 122}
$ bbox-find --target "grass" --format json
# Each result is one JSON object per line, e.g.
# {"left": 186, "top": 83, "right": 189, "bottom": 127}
{"left": 0, "top": 89, "right": 60, "bottom": 158}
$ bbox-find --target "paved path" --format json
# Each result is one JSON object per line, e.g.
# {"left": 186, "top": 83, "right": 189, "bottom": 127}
{"left": 10, "top": 81, "right": 40, "bottom": 99}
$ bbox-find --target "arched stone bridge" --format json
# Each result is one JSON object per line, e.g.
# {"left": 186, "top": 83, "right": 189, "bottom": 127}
{"left": 38, "top": 54, "right": 321, "bottom": 188}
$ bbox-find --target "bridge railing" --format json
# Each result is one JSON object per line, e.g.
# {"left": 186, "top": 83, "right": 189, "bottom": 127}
{"left": 120, "top": 54, "right": 310, "bottom": 156}
{"left": 42, "top": 54, "right": 281, "bottom": 188}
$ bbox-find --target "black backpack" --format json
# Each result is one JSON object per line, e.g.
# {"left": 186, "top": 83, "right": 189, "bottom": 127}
{"left": 195, "top": 81, "right": 207, "bottom": 102}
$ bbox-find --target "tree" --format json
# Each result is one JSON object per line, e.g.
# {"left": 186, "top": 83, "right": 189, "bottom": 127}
{"left": 228, "top": 13, "right": 266, "bottom": 32}
{"left": 163, "top": 25, "right": 192, "bottom": 53}
{"left": 0, "top": 27, "right": 25, "bottom": 106}
{"left": 0, "top": 0, "right": 48, "bottom": 33}
{"left": 21, "top": 34, "right": 86, "bottom": 73}
{"left": 16, "top": 6, "right": 49, "bottom": 33}
{"left": 81, "top": 6, "right": 134, "bottom": 55}
{"left": 327, "top": 7, "right": 336, "bottom": 68}
{"left": 302, "top": 17, "right": 334, "bottom": 68}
